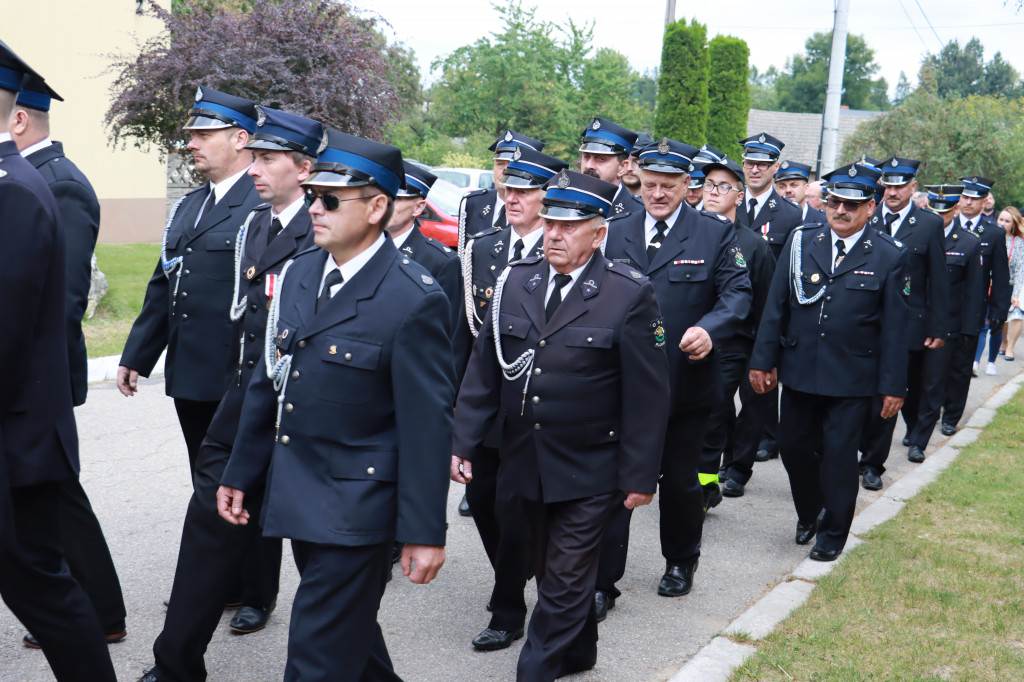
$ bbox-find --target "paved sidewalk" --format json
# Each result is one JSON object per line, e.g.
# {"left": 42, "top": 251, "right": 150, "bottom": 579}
{"left": 1, "top": 361, "right": 1016, "bottom": 681}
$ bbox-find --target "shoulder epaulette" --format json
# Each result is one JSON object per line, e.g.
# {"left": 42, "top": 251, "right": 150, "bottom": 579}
{"left": 397, "top": 256, "right": 441, "bottom": 290}
{"left": 252, "top": 202, "right": 272, "bottom": 212}
{"left": 782, "top": 196, "right": 801, "bottom": 209}
{"left": 424, "top": 237, "right": 456, "bottom": 256}
{"left": 464, "top": 188, "right": 490, "bottom": 199}
{"left": 510, "top": 254, "right": 543, "bottom": 267}
{"left": 606, "top": 212, "right": 631, "bottom": 223}
{"left": 700, "top": 209, "right": 730, "bottom": 223}
{"left": 469, "top": 225, "right": 502, "bottom": 240}
{"left": 605, "top": 259, "right": 647, "bottom": 284}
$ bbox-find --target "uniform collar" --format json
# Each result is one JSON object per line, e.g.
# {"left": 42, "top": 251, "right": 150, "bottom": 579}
{"left": 19, "top": 136, "right": 52, "bottom": 158}
{"left": 272, "top": 195, "right": 306, "bottom": 230}
{"left": 644, "top": 201, "right": 684, "bottom": 238}
{"left": 0, "top": 132, "right": 11, "bottom": 144}
{"left": 509, "top": 226, "right": 543, "bottom": 261}
{"left": 210, "top": 165, "right": 252, "bottom": 204}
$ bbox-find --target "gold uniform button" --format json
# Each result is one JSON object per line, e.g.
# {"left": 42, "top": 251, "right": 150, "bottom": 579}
{"left": 345, "top": 352, "right": 353, "bottom": 361}
{"left": 284, "top": 403, "right": 294, "bottom": 413}
{"left": 291, "top": 370, "right": 300, "bottom": 380}
{"left": 538, "top": 340, "right": 546, "bottom": 348}
{"left": 367, "top": 467, "right": 375, "bottom": 475}
{"left": 280, "top": 435, "right": 290, "bottom": 445}
{"left": 297, "top": 340, "right": 307, "bottom": 349}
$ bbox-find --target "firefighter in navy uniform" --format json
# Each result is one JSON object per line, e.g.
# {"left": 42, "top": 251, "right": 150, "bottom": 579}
{"left": 577, "top": 115, "right": 643, "bottom": 218}
{"left": 775, "top": 160, "right": 826, "bottom": 224}
{"left": 118, "top": 86, "right": 262, "bottom": 477}
{"left": 459, "top": 129, "right": 546, "bottom": 238}
{"left": 912, "top": 185, "right": 983, "bottom": 454}
{"left": 858, "top": 157, "right": 949, "bottom": 488}
{"left": 599, "top": 138, "right": 751, "bottom": 614}
{"left": 750, "top": 163, "right": 909, "bottom": 562}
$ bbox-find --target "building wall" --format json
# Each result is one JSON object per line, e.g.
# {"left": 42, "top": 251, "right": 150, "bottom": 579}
{"left": 6, "top": 1, "right": 169, "bottom": 243}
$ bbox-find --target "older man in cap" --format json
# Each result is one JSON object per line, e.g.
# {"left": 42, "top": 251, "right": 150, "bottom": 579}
{"left": 578, "top": 116, "right": 643, "bottom": 217}
{"left": 137, "top": 105, "right": 323, "bottom": 682}
{"left": 460, "top": 129, "right": 546, "bottom": 239}
{"left": 775, "top": 160, "right": 825, "bottom": 224}
{"left": 750, "top": 162, "right": 908, "bottom": 561}
{"left": 455, "top": 145, "right": 570, "bottom": 653}
{"left": 599, "top": 138, "right": 751, "bottom": 611}
{"left": 118, "top": 86, "right": 262, "bottom": 480}
{"left": 216, "top": 129, "right": 454, "bottom": 680}
{"left": 453, "top": 169, "right": 669, "bottom": 680}
{"left": 941, "top": 175, "right": 1009, "bottom": 435}
{"left": 858, "top": 157, "right": 949, "bottom": 488}
{"left": 0, "top": 39, "right": 116, "bottom": 681}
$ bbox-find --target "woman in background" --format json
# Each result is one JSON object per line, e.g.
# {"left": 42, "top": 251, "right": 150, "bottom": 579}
{"left": 998, "top": 206, "right": 1024, "bottom": 361}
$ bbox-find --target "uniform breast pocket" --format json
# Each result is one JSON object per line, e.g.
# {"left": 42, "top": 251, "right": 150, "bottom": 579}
{"left": 845, "top": 275, "right": 880, "bottom": 293}
{"left": 498, "top": 312, "right": 532, "bottom": 340}
{"left": 668, "top": 264, "right": 708, "bottom": 284}
{"left": 317, "top": 336, "right": 383, "bottom": 403}
{"left": 473, "top": 279, "right": 495, "bottom": 308}
{"left": 909, "top": 243, "right": 928, "bottom": 258}
{"left": 203, "top": 233, "right": 237, "bottom": 280}
{"left": 560, "top": 327, "right": 615, "bottom": 375}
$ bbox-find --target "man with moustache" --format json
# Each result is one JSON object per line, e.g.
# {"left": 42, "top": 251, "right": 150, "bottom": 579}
{"left": 138, "top": 106, "right": 322, "bottom": 682}
{"left": 775, "top": 160, "right": 825, "bottom": 224}
{"left": 452, "top": 170, "right": 669, "bottom": 680}
{"left": 750, "top": 162, "right": 908, "bottom": 562}
{"left": 858, "top": 157, "right": 949, "bottom": 489}
{"left": 455, "top": 145, "right": 570, "bottom": 652}
{"left": 911, "top": 185, "right": 983, "bottom": 455}
{"left": 118, "top": 86, "right": 262, "bottom": 478}
{"left": 599, "top": 138, "right": 751, "bottom": 612}
{"left": 622, "top": 130, "right": 652, "bottom": 197}
{"left": 578, "top": 116, "right": 643, "bottom": 218}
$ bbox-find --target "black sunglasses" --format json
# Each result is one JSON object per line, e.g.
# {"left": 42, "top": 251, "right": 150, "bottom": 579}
{"left": 826, "top": 195, "right": 871, "bottom": 211}
{"left": 304, "top": 187, "right": 371, "bottom": 211}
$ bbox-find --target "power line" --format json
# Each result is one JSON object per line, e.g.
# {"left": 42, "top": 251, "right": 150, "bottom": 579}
{"left": 913, "top": 0, "right": 944, "bottom": 49}
{"left": 897, "top": 0, "right": 930, "bottom": 51}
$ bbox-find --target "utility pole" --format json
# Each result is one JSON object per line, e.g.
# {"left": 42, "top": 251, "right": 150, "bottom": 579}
{"left": 820, "top": 0, "right": 849, "bottom": 173}
{"left": 665, "top": 0, "right": 676, "bottom": 26}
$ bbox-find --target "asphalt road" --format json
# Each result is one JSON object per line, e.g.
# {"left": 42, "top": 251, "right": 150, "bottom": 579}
{"left": 1, "top": 359, "right": 1016, "bottom": 681}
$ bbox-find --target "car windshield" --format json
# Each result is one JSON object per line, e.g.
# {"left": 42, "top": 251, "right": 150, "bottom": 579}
{"left": 433, "top": 170, "right": 470, "bottom": 188}
{"left": 427, "top": 179, "right": 464, "bottom": 217}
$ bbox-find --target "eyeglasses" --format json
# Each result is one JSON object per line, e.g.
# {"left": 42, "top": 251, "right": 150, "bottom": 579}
{"left": 703, "top": 181, "right": 741, "bottom": 195}
{"left": 742, "top": 160, "right": 775, "bottom": 171}
{"left": 304, "top": 188, "right": 372, "bottom": 211}
{"left": 826, "top": 195, "right": 871, "bottom": 211}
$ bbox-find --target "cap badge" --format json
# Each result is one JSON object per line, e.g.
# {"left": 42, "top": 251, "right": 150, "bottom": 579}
{"left": 970, "top": 177, "right": 978, "bottom": 184}
{"left": 891, "top": 158, "right": 899, "bottom": 167}
{"left": 513, "top": 146, "right": 522, "bottom": 161}
{"left": 781, "top": 160, "right": 789, "bottom": 169}
{"left": 657, "top": 138, "right": 670, "bottom": 155}
{"left": 556, "top": 169, "right": 570, "bottom": 189}
{"left": 592, "top": 119, "right": 601, "bottom": 130}
{"left": 317, "top": 129, "right": 329, "bottom": 155}
{"left": 504, "top": 130, "right": 513, "bottom": 142}
{"left": 195, "top": 86, "right": 204, "bottom": 102}
{"left": 848, "top": 166, "right": 858, "bottom": 177}
{"left": 700, "top": 144, "right": 708, "bottom": 151}
{"left": 758, "top": 133, "right": 766, "bottom": 143}
{"left": 256, "top": 107, "right": 266, "bottom": 127}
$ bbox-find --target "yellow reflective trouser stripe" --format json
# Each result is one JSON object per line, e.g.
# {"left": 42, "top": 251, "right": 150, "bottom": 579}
{"left": 698, "top": 472, "right": 719, "bottom": 486}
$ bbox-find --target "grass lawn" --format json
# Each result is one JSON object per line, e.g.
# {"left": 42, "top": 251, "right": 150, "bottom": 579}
{"left": 731, "top": 389, "right": 1024, "bottom": 681}
{"left": 83, "top": 243, "right": 161, "bottom": 358}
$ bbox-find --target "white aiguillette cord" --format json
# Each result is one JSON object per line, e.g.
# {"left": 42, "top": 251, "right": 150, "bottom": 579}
{"left": 490, "top": 265, "right": 536, "bottom": 415}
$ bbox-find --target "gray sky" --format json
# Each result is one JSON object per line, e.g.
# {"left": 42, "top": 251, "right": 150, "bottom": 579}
{"left": 363, "top": 0, "right": 1024, "bottom": 97}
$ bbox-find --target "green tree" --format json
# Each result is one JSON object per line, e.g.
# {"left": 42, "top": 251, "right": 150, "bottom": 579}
{"left": 749, "top": 64, "right": 780, "bottom": 110}
{"left": 655, "top": 18, "right": 709, "bottom": 145}
{"left": 706, "top": 35, "right": 750, "bottom": 159}
{"left": 918, "top": 37, "right": 1022, "bottom": 99}
{"left": 842, "top": 89, "right": 1024, "bottom": 206}
{"left": 773, "top": 31, "right": 889, "bottom": 113}
{"left": 581, "top": 48, "right": 652, "bottom": 138}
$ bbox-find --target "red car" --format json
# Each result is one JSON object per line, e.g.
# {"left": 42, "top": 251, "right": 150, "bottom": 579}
{"left": 418, "top": 177, "right": 463, "bottom": 248}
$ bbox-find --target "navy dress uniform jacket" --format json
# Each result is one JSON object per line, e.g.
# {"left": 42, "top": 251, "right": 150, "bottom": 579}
{"left": 750, "top": 225, "right": 910, "bottom": 398}
{"left": 603, "top": 205, "right": 752, "bottom": 411}
{"left": 610, "top": 184, "right": 644, "bottom": 218}
{"left": 0, "top": 141, "right": 79, "bottom": 486}
{"left": 453, "top": 254, "right": 670, "bottom": 503}
{"left": 221, "top": 242, "right": 455, "bottom": 548}
{"left": 205, "top": 204, "right": 316, "bottom": 446}
{"left": 25, "top": 142, "right": 99, "bottom": 407}
{"left": 121, "top": 175, "right": 262, "bottom": 401}
{"left": 738, "top": 188, "right": 804, "bottom": 260}
{"left": 461, "top": 188, "right": 504, "bottom": 235}
{"left": 944, "top": 225, "right": 985, "bottom": 337}
{"left": 973, "top": 221, "right": 1011, "bottom": 327}
{"left": 868, "top": 204, "right": 949, "bottom": 347}
{"left": 396, "top": 225, "right": 460, "bottom": 331}
{"left": 804, "top": 206, "right": 827, "bottom": 225}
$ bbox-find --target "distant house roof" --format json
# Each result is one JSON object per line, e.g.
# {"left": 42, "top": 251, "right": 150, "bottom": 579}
{"left": 746, "top": 108, "right": 884, "bottom": 178}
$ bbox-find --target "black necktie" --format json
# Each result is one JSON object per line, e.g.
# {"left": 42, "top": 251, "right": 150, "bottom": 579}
{"left": 269, "top": 217, "right": 284, "bottom": 242}
{"left": 884, "top": 212, "right": 899, "bottom": 235}
{"left": 317, "top": 269, "right": 343, "bottom": 313}
{"left": 747, "top": 198, "right": 758, "bottom": 226}
{"left": 965, "top": 220, "right": 973, "bottom": 233}
{"left": 194, "top": 188, "right": 214, "bottom": 229}
{"left": 834, "top": 240, "right": 847, "bottom": 272}
{"left": 648, "top": 221, "right": 668, "bottom": 260}
{"left": 545, "top": 274, "right": 573, "bottom": 321}
{"left": 511, "top": 238, "right": 525, "bottom": 262}
{"left": 495, "top": 205, "right": 507, "bottom": 228}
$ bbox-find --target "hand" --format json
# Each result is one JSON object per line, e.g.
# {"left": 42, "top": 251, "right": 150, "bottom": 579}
{"left": 880, "top": 395, "right": 904, "bottom": 419}
{"left": 451, "top": 456, "right": 472, "bottom": 484}
{"left": 990, "top": 319, "right": 1005, "bottom": 335}
{"left": 401, "top": 544, "right": 445, "bottom": 584}
{"left": 216, "top": 486, "right": 250, "bottom": 525}
{"left": 116, "top": 366, "right": 139, "bottom": 397}
{"left": 923, "top": 336, "right": 945, "bottom": 350}
{"left": 679, "top": 326, "right": 713, "bottom": 360}
{"left": 623, "top": 492, "right": 654, "bottom": 509}
{"left": 1012, "top": 297, "right": 1019, "bottom": 309}
{"left": 749, "top": 368, "right": 777, "bottom": 394}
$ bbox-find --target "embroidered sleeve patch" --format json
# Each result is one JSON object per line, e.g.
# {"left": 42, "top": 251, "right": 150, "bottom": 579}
{"left": 651, "top": 318, "right": 666, "bottom": 348}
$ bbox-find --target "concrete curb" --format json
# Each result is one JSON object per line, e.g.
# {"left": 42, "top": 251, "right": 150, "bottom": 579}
{"left": 86, "top": 351, "right": 165, "bottom": 384}
{"left": 670, "top": 371, "right": 1023, "bottom": 682}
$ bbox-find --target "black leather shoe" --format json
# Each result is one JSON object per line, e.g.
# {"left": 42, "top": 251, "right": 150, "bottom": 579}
{"left": 809, "top": 545, "right": 841, "bottom": 562}
{"left": 902, "top": 436, "right": 911, "bottom": 446}
{"left": 390, "top": 542, "right": 404, "bottom": 565}
{"left": 940, "top": 423, "right": 957, "bottom": 437}
{"left": 702, "top": 483, "right": 723, "bottom": 511}
{"left": 755, "top": 448, "right": 778, "bottom": 462}
{"left": 657, "top": 561, "right": 698, "bottom": 597}
{"left": 722, "top": 478, "right": 745, "bottom": 497}
{"left": 458, "top": 494, "right": 472, "bottom": 517}
{"left": 24, "top": 629, "right": 127, "bottom": 648}
{"left": 594, "top": 590, "right": 615, "bottom": 623}
{"left": 795, "top": 521, "right": 817, "bottom": 545}
{"left": 137, "top": 669, "right": 159, "bottom": 682}
{"left": 229, "top": 601, "right": 276, "bottom": 634}
{"left": 861, "top": 470, "right": 883, "bottom": 491}
{"left": 472, "top": 627, "right": 524, "bottom": 651}
{"left": 908, "top": 445, "right": 926, "bottom": 463}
